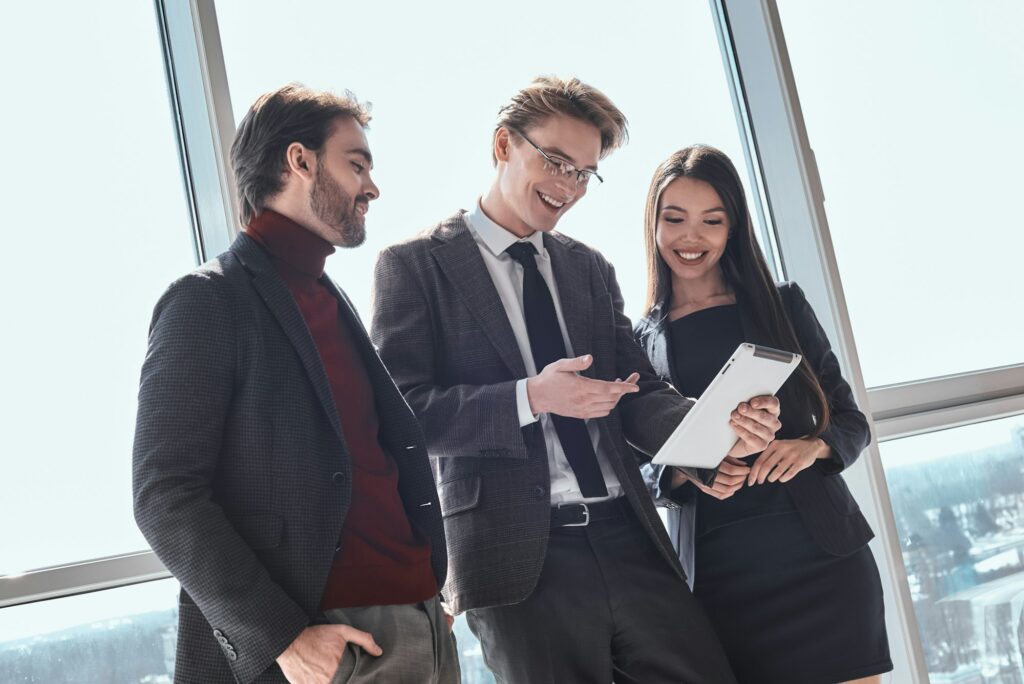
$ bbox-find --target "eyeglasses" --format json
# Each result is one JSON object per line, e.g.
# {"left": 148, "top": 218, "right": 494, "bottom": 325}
{"left": 507, "top": 127, "right": 603, "bottom": 187}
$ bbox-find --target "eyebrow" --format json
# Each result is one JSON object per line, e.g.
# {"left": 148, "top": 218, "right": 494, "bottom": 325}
{"left": 348, "top": 147, "right": 374, "bottom": 168}
{"left": 544, "top": 145, "right": 599, "bottom": 172}
{"left": 661, "top": 204, "right": 727, "bottom": 214}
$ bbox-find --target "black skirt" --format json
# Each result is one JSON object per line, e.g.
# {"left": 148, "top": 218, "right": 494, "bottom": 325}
{"left": 692, "top": 511, "right": 893, "bottom": 684}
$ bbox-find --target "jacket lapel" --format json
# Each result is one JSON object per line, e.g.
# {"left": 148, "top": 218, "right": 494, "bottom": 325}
{"left": 545, "top": 233, "right": 594, "bottom": 376}
{"left": 231, "top": 234, "right": 346, "bottom": 446}
{"left": 430, "top": 213, "right": 527, "bottom": 379}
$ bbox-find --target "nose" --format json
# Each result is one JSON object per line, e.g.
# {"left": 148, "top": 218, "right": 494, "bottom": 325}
{"left": 364, "top": 176, "right": 380, "bottom": 201}
{"left": 674, "top": 218, "right": 698, "bottom": 239}
{"left": 553, "top": 175, "right": 578, "bottom": 200}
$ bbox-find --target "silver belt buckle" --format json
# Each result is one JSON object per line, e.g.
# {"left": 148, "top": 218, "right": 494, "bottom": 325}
{"left": 558, "top": 502, "right": 590, "bottom": 527}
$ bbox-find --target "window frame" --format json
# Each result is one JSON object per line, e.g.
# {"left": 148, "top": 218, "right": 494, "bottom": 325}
{"left": 0, "top": 0, "right": 233, "bottom": 610}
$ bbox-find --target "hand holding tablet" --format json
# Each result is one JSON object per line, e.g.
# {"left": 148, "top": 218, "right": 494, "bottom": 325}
{"left": 653, "top": 343, "right": 800, "bottom": 470}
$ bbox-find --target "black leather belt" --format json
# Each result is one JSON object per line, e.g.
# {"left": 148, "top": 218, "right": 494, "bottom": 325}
{"left": 550, "top": 498, "right": 629, "bottom": 528}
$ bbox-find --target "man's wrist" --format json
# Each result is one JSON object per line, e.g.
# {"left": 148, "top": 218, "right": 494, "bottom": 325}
{"left": 670, "top": 467, "right": 689, "bottom": 489}
{"left": 525, "top": 376, "right": 544, "bottom": 416}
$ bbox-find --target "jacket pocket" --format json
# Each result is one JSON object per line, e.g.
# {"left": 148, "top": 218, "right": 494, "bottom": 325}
{"left": 439, "top": 475, "right": 482, "bottom": 518}
{"left": 232, "top": 511, "right": 285, "bottom": 549}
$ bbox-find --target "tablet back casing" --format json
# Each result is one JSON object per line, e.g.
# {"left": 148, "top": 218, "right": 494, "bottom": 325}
{"left": 652, "top": 343, "right": 801, "bottom": 469}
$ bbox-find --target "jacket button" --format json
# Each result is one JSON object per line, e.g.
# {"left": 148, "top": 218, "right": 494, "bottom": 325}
{"left": 212, "top": 629, "right": 223, "bottom": 638}
{"left": 227, "top": 650, "right": 238, "bottom": 661}
{"left": 332, "top": 472, "right": 345, "bottom": 484}
{"left": 532, "top": 485, "right": 546, "bottom": 500}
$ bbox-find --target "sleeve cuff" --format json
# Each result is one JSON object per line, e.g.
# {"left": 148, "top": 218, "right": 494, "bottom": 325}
{"left": 516, "top": 379, "right": 540, "bottom": 427}
{"left": 815, "top": 433, "right": 845, "bottom": 475}
{"left": 655, "top": 464, "right": 697, "bottom": 507}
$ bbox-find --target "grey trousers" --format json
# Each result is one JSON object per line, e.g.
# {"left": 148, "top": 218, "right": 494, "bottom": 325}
{"left": 324, "top": 596, "right": 460, "bottom": 684}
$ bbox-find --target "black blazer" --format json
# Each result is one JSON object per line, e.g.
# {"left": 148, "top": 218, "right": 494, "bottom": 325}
{"left": 634, "top": 281, "right": 873, "bottom": 582}
{"left": 132, "top": 233, "right": 446, "bottom": 684}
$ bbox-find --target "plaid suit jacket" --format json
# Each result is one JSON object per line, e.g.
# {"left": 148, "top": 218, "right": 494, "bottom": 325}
{"left": 371, "top": 211, "right": 692, "bottom": 615}
{"left": 132, "top": 233, "right": 445, "bottom": 683}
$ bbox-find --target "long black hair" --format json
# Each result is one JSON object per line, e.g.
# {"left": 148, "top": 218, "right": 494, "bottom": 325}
{"left": 642, "top": 144, "right": 830, "bottom": 435}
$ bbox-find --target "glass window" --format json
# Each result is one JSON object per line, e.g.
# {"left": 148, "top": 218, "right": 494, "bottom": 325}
{"left": 881, "top": 415, "right": 1024, "bottom": 680}
{"left": 0, "top": 3, "right": 196, "bottom": 573}
{"left": 216, "top": 0, "right": 763, "bottom": 320}
{"left": 0, "top": 579, "right": 179, "bottom": 682}
{"left": 216, "top": 1, "right": 759, "bottom": 673}
{"left": 774, "top": 0, "right": 1024, "bottom": 388}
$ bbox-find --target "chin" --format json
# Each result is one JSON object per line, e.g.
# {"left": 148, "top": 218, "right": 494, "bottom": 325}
{"left": 531, "top": 210, "right": 561, "bottom": 233}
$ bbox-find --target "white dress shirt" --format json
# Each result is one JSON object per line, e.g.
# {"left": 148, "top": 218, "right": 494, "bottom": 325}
{"left": 464, "top": 201, "right": 623, "bottom": 505}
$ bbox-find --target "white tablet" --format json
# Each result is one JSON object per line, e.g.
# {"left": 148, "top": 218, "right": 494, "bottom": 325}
{"left": 652, "top": 343, "right": 801, "bottom": 470}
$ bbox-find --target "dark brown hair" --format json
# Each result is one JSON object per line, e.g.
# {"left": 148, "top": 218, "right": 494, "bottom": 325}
{"left": 230, "top": 83, "right": 371, "bottom": 226}
{"left": 492, "top": 75, "right": 628, "bottom": 164}
{"left": 642, "top": 145, "right": 831, "bottom": 435}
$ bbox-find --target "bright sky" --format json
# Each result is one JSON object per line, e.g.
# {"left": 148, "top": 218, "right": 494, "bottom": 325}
{"left": 0, "top": 0, "right": 195, "bottom": 575}
{"left": 880, "top": 414, "right": 1024, "bottom": 467}
{"left": 776, "top": 0, "right": 1024, "bottom": 388}
{"left": 214, "top": 0, "right": 754, "bottom": 326}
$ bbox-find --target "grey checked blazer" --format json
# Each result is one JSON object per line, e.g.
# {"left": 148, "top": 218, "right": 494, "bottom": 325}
{"left": 371, "top": 211, "right": 693, "bottom": 615}
{"left": 132, "top": 233, "right": 445, "bottom": 684}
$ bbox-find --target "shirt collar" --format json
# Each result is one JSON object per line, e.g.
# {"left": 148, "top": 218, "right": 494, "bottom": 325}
{"left": 465, "top": 200, "right": 545, "bottom": 258}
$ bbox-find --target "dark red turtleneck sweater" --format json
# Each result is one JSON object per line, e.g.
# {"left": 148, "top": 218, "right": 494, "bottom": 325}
{"left": 246, "top": 209, "right": 436, "bottom": 609}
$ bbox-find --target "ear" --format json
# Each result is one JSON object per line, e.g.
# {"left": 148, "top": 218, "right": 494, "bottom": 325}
{"left": 494, "top": 127, "right": 512, "bottom": 163}
{"left": 284, "top": 142, "right": 316, "bottom": 181}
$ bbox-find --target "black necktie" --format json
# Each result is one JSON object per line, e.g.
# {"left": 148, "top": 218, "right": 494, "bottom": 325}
{"left": 506, "top": 242, "right": 608, "bottom": 498}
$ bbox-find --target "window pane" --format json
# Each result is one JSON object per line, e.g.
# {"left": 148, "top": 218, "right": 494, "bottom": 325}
{"left": 452, "top": 617, "right": 495, "bottom": 684}
{"left": 881, "top": 415, "right": 1024, "bottom": 680}
{"left": 216, "top": 0, "right": 763, "bottom": 321}
{"left": 216, "top": 0, "right": 758, "bottom": 674}
{"left": 775, "top": 0, "right": 1024, "bottom": 387}
{"left": 0, "top": 579, "right": 179, "bottom": 683}
{"left": 0, "top": 4, "right": 196, "bottom": 572}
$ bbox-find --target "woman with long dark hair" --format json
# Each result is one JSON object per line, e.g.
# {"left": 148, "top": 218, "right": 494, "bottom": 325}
{"left": 635, "top": 145, "right": 892, "bottom": 684}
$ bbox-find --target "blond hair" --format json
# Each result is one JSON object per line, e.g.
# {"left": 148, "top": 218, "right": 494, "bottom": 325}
{"left": 492, "top": 76, "right": 628, "bottom": 164}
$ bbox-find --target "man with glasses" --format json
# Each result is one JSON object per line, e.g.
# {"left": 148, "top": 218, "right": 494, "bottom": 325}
{"left": 371, "top": 76, "right": 769, "bottom": 682}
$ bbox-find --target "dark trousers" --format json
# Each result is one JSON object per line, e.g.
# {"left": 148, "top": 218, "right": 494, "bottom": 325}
{"left": 466, "top": 501, "right": 737, "bottom": 684}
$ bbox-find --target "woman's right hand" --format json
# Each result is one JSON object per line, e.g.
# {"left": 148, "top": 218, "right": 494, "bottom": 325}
{"left": 726, "top": 396, "right": 782, "bottom": 458}
{"left": 673, "top": 457, "right": 751, "bottom": 500}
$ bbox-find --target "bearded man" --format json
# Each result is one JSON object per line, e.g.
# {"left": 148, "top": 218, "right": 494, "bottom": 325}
{"left": 132, "top": 84, "right": 454, "bottom": 684}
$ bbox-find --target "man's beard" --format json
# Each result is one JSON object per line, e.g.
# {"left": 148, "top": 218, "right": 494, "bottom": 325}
{"left": 310, "top": 165, "right": 366, "bottom": 247}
